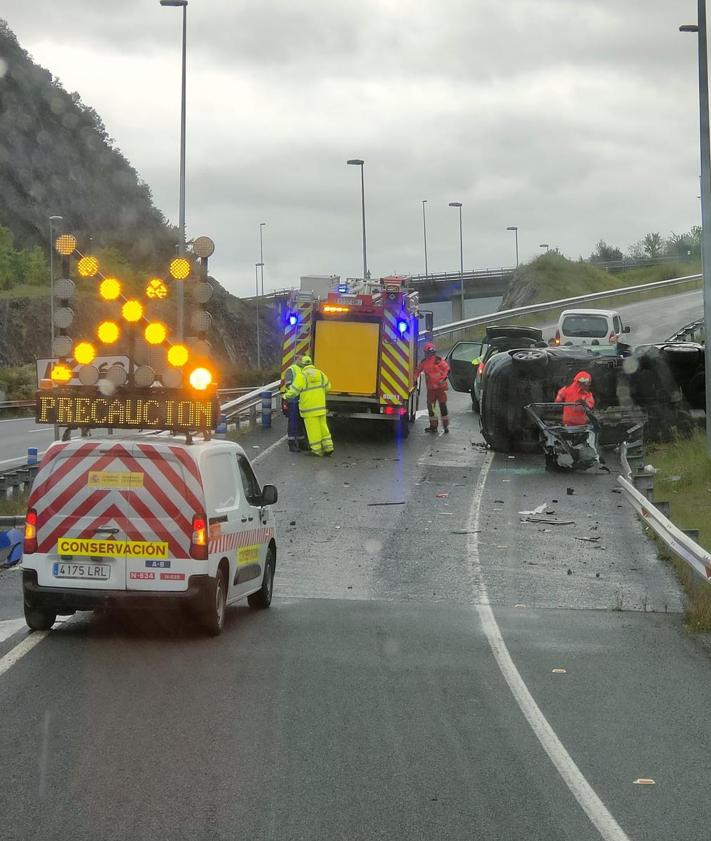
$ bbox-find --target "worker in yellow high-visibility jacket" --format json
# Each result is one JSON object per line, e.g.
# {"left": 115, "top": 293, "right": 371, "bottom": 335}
{"left": 284, "top": 356, "right": 334, "bottom": 456}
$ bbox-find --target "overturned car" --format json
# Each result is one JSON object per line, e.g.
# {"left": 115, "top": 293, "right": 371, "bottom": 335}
{"left": 479, "top": 341, "right": 704, "bottom": 452}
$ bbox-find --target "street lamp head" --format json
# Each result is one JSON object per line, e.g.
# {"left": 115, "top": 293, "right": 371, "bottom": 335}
{"left": 256, "top": 262, "right": 264, "bottom": 267}
{"left": 539, "top": 243, "right": 549, "bottom": 248}
{"left": 347, "top": 159, "right": 364, "bottom": 166}
{"left": 449, "top": 201, "right": 462, "bottom": 208}
{"left": 260, "top": 221, "right": 266, "bottom": 227}
{"left": 506, "top": 226, "right": 518, "bottom": 231}
{"left": 49, "top": 215, "right": 63, "bottom": 221}
{"left": 680, "top": 24, "right": 699, "bottom": 32}
{"left": 160, "top": 1, "right": 188, "bottom": 6}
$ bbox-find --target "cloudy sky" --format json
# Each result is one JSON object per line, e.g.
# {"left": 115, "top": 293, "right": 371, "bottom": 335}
{"left": 1, "top": 0, "right": 704, "bottom": 297}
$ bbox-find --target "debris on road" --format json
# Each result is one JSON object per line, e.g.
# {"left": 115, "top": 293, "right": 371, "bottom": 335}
{"left": 435, "top": 492, "right": 449, "bottom": 499}
{"left": 519, "top": 502, "right": 547, "bottom": 518}
{"left": 633, "top": 779, "right": 656, "bottom": 786}
{"left": 566, "top": 487, "right": 575, "bottom": 495}
{"left": 574, "top": 536, "right": 600, "bottom": 543}
{"left": 552, "top": 668, "right": 567, "bottom": 674}
{"left": 611, "top": 488, "right": 622, "bottom": 494}
{"left": 367, "top": 501, "right": 406, "bottom": 506}
{"left": 644, "top": 464, "right": 658, "bottom": 474}
{"left": 451, "top": 529, "right": 480, "bottom": 535}
{"left": 567, "top": 568, "right": 573, "bottom": 575}
{"left": 525, "top": 517, "right": 575, "bottom": 526}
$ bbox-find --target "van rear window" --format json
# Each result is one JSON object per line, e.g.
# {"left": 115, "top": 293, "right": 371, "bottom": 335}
{"left": 562, "top": 315, "right": 609, "bottom": 338}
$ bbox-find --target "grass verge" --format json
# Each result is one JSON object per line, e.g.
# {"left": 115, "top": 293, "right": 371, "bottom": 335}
{"left": 647, "top": 430, "right": 711, "bottom": 631}
{"left": 0, "top": 494, "right": 28, "bottom": 516}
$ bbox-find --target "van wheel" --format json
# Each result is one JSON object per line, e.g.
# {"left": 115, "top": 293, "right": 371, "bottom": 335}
{"left": 24, "top": 601, "right": 56, "bottom": 632}
{"left": 201, "top": 567, "right": 227, "bottom": 636}
{"left": 249, "top": 547, "right": 275, "bottom": 609}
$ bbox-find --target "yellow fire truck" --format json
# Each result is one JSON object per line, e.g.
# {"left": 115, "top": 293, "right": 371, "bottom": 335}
{"left": 280, "top": 276, "right": 433, "bottom": 437}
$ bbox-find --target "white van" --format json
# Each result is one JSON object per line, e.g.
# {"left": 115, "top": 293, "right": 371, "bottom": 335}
{"left": 21, "top": 436, "right": 278, "bottom": 635}
{"left": 554, "top": 308, "right": 630, "bottom": 348}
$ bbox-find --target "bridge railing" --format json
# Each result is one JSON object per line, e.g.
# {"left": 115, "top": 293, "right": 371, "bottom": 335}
{"left": 431, "top": 272, "right": 702, "bottom": 347}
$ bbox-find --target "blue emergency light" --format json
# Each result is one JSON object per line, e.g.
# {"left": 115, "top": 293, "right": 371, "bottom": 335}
{"left": 397, "top": 319, "right": 408, "bottom": 335}
{"left": 287, "top": 313, "right": 298, "bottom": 326}
{"left": 337, "top": 283, "right": 348, "bottom": 293}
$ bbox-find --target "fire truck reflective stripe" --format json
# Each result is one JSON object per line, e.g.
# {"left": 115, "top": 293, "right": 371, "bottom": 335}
{"left": 379, "top": 311, "right": 411, "bottom": 403}
{"left": 281, "top": 304, "right": 312, "bottom": 387}
{"left": 381, "top": 353, "right": 410, "bottom": 395}
{"left": 381, "top": 366, "right": 409, "bottom": 401}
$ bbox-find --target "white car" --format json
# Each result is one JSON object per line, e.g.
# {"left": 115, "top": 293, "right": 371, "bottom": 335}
{"left": 21, "top": 436, "right": 278, "bottom": 635}
{"left": 554, "top": 308, "right": 631, "bottom": 348}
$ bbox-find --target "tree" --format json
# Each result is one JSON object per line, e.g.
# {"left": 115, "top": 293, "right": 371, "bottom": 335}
{"left": 642, "top": 232, "right": 663, "bottom": 258}
{"left": 589, "top": 240, "right": 623, "bottom": 262}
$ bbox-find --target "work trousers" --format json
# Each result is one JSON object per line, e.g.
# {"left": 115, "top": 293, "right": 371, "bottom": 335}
{"left": 426, "top": 388, "right": 449, "bottom": 429}
{"left": 303, "top": 414, "right": 334, "bottom": 456}
{"left": 287, "top": 399, "right": 307, "bottom": 451}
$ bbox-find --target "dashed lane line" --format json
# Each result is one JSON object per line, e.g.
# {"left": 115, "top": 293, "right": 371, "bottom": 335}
{"left": 468, "top": 451, "right": 632, "bottom": 841}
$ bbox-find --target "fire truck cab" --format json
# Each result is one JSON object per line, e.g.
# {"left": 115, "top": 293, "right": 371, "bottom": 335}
{"left": 281, "top": 276, "right": 433, "bottom": 437}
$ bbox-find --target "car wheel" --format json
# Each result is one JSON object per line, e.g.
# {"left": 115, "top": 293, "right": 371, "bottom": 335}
{"left": 248, "top": 547, "right": 275, "bottom": 609}
{"left": 24, "top": 601, "right": 56, "bottom": 632}
{"left": 201, "top": 566, "right": 227, "bottom": 636}
{"left": 511, "top": 349, "right": 549, "bottom": 376}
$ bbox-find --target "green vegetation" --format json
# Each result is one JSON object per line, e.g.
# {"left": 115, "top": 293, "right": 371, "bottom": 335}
{"left": 648, "top": 431, "right": 711, "bottom": 631}
{"left": 0, "top": 495, "right": 28, "bottom": 516}
{"left": 0, "top": 20, "right": 175, "bottom": 272}
{"left": 0, "top": 364, "right": 35, "bottom": 401}
{"left": 0, "top": 225, "right": 48, "bottom": 291}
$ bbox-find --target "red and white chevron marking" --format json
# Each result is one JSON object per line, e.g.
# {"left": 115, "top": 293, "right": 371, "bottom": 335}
{"left": 209, "top": 526, "right": 274, "bottom": 556}
{"left": 28, "top": 441, "right": 205, "bottom": 559}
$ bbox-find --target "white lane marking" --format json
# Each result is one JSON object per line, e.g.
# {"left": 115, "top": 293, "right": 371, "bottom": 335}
{"left": 0, "top": 630, "right": 48, "bottom": 678}
{"left": 415, "top": 409, "right": 428, "bottom": 419}
{"left": 0, "top": 418, "right": 37, "bottom": 425}
{"left": 468, "top": 452, "right": 631, "bottom": 841}
{"left": 0, "top": 618, "right": 26, "bottom": 643}
{"left": 252, "top": 435, "right": 287, "bottom": 464}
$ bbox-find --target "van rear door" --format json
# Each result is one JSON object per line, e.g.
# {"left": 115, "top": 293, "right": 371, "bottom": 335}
{"left": 30, "top": 441, "right": 136, "bottom": 591}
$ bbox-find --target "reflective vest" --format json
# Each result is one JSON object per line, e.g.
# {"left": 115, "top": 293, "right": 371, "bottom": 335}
{"left": 282, "top": 363, "right": 302, "bottom": 396}
{"left": 285, "top": 365, "right": 331, "bottom": 416}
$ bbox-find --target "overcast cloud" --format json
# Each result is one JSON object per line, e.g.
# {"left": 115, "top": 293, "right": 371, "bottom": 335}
{"left": 1, "top": 0, "right": 704, "bottom": 296}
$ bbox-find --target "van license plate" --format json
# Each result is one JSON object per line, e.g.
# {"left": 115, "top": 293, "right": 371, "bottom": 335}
{"left": 52, "top": 562, "right": 110, "bottom": 580}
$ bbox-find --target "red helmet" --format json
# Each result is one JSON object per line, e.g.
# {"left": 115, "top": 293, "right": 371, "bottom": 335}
{"left": 424, "top": 342, "right": 436, "bottom": 354}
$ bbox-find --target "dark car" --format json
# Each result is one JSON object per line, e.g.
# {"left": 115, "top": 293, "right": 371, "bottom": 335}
{"left": 445, "top": 325, "right": 544, "bottom": 412}
{"left": 479, "top": 342, "right": 703, "bottom": 452}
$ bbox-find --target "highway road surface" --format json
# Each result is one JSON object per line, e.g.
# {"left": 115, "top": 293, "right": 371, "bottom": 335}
{"left": 1, "top": 385, "right": 711, "bottom": 841}
{"left": 0, "top": 285, "right": 708, "bottom": 840}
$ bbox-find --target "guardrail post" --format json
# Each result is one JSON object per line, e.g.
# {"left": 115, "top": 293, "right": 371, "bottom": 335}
{"left": 631, "top": 472, "right": 655, "bottom": 497}
{"left": 260, "top": 391, "right": 273, "bottom": 429}
{"left": 249, "top": 404, "right": 257, "bottom": 429}
{"left": 654, "top": 500, "right": 671, "bottom": 518}
{"left": 5, "top": 472, "right": 19, "bottom": 499}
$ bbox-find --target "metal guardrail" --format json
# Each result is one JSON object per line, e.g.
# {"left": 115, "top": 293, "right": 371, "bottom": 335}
{"left": 219, "top": 380, "right": 280, "bottom": 422}
{"left": 0, "top": 516, "right": 25, "bottom": 529}
{"left": 618, "top": 441, "right": 711, "bottom": 581}
{"left": 667, "top": 319, "right": 705, "bottom": 344}
{"left": 432, "top": 272, "right": 702, "bottom": 340}
{"left": 0, "top": 400, "right": 34, "bottom": 411}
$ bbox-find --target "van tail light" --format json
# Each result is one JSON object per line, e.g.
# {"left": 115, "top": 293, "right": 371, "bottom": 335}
{"left": 190, "top": 514, "right": 208, "bottom": 560}
{"left": 24, "top": 509, "right": 37, "bottom": 554}
{"left": 554, "top": 330, "right": 561, "bottom": 345}
{"left": 477, "top": 361, "right": 486, "bottom": 377}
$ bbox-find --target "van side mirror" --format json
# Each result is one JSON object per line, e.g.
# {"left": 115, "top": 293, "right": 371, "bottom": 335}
{"left": 260, "top": 485, "right": 278, "bottom": 506}
{"left": 623, "top": 325, "right": 631, "bottom": 333}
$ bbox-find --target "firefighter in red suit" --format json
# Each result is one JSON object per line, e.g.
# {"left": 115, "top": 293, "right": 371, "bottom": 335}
{"left": 416, "top": 342, "right": 450, "bottom": 433}
{"left": 555, "top": 370, "right": 594, "bottom": 426}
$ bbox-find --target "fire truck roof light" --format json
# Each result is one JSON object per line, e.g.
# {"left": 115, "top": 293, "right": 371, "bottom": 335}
{"left": 323, "top": 305, "right": 350, "bottom": 314}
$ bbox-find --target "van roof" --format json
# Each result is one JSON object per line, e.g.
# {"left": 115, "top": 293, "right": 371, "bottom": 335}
{"left": 559, "top": 308, "right": 620, "bottom": 318}
{"left": 45, "top": 435, "right": 246, "bottom": 465}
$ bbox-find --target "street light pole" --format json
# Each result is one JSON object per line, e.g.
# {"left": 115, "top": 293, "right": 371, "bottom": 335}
{"left": 449, "top": 202, "right": 464, "bottom": 320}
{"left": 422, "top": 200, "right": 429, "bottom": 277}
{"left": 347, "top": 159, "right": 368, "bottom": 279}
{"left": 48, "top": 215, "right": 62, "bottom": 356}
{"left": 539, "top": 243, "right": 549, "bottom": 253}
{"left": 160, "top": 0, "right": 188, "bottom": 339}
{"left": 506, "top": 225, "right": 519, "bottom": 267}
{"left": 681, "top": 5, "right": 711, "bottom": 456}
{"left": 255, "top": 262, "right": 263, "bottom": 370}
{"left": 259, "top": 222, "right": 266, "bottom": 296}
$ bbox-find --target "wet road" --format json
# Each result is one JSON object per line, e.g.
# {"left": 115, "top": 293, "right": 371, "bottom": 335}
{"left": 1, "top": 393, "right": 711, "bottom": 840}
